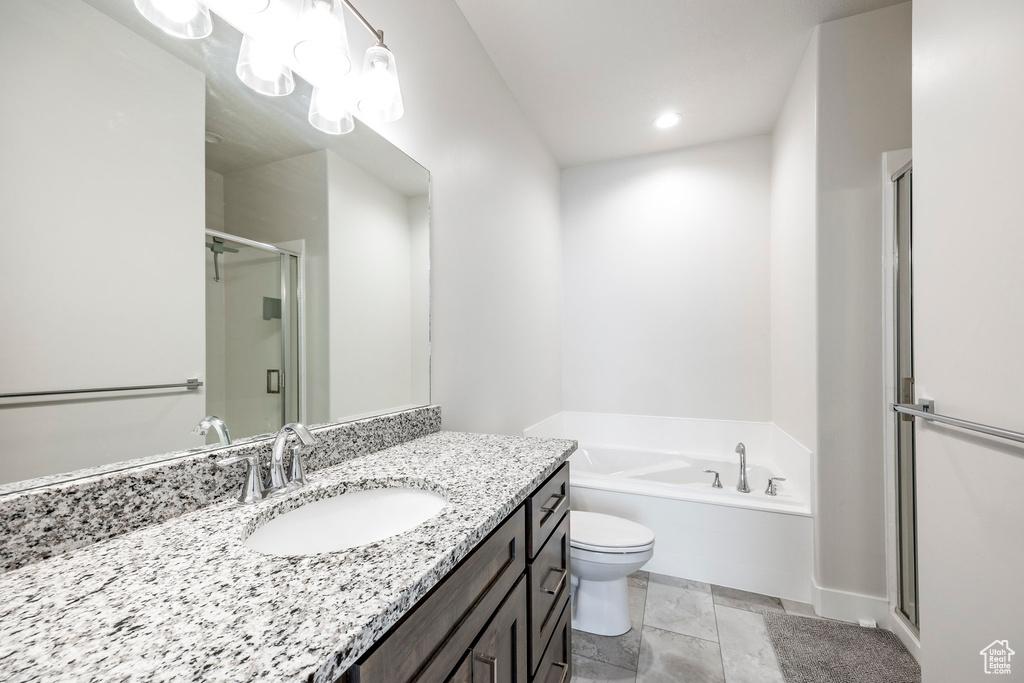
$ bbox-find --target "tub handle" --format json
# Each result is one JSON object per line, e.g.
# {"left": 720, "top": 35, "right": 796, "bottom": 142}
{"left": 766, "top": 477, "right": 786, "bottom": 496}
{"left": 703, "top": 469, "right": 723, "bottom": 489}
{"left": 541, "top": 566, "right": 568, "bottom": 595}
{"left": 541, "top": 493, "right": 567, "bottom": 516}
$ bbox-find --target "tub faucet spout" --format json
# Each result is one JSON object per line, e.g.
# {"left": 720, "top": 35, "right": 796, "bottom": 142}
{"left": 735, "top": 442, "right": 750, "bottom": 493}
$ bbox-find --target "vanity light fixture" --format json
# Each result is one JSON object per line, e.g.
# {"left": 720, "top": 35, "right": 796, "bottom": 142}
{"left": 134, "top": 0, "right": 405, "bottom": 133}
{"left": 653, "top": 112, "right": 683, "bottom": 129}
{"left": 357, "top": 43, "right": 404, "bottom": 123}
{"left": 133, "top": 0, "right": 212, "bottom": 39}
{"left": 308, "top": 87, "right": 355, "bottom": 135}
{"left": 237, "top": 0, "right": 271, "bottom": 11}
{"left": 293, "top": 0, "right": 353, "bottom": 88}
{"left": 236, "top": 35, "right": 295, "bottom": 96}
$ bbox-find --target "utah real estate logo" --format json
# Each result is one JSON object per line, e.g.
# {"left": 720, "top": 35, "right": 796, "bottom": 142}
{"left": 980, "top": 640, "right": 1014, "bottom": 675}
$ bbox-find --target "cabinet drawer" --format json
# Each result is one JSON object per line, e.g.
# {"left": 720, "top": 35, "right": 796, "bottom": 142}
{"left": 532, "top": 601, "right": 571, "bottom": 683}
{"left": 526, "top": 463, "right": 569, "bottom": 559}
{"left": 345, "top": 506, "right": 526, "bottom": 683}
{"left": 527, "top": 512, "right": 570, "bottom": 675}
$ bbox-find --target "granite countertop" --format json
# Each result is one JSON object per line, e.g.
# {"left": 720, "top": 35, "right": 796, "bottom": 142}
{"left": 0, "top": 431, "right": 576, "bottom": 683}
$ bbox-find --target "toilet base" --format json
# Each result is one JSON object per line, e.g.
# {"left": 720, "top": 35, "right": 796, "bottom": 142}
{"left": 572, "top": 575, "right": 631, "bottom": 636}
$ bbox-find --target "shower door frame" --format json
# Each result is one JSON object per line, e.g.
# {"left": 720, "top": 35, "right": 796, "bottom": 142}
{"left": 206, "top": 229, "right": 307, "bottom": 427}
{"left": 881, "top": 149, "right": 921, "bottom": 660}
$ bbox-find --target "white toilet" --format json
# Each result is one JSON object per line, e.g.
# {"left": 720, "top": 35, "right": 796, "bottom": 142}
{"left": 570, "top": 510, "right": 655, "bottom": 636}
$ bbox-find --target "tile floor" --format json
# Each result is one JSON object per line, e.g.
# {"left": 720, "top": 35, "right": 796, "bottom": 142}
{"left": 570, "top": 572, "right": 823, "bottom": 683}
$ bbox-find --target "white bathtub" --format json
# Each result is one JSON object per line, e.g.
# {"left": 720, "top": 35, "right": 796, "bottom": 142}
{"left": 572, "top": 445, "right": 809, "bottom": 515}
{"left": 525, "top": 412, "right": 815, "bottom": 602}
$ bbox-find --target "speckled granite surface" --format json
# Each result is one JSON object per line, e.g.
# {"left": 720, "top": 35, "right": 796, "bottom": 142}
{"left": 0, "top": 406, "right": 441, "bottom": 574}
{"left": 0, "top": 431, "right": 576, "bottom": 682}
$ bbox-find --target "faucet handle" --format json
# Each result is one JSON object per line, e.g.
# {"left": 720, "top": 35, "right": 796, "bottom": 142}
{"left": 216, "top": 452, "right": 265, "bottom": 505}
{"left": 765, "top": 477, "right": 786, "bottom": 496}
{"left": 287, "top": 441, "right": 309, "bottom": 487}
{"left": 703, "top": 469, "right": 723, "bottom": 489}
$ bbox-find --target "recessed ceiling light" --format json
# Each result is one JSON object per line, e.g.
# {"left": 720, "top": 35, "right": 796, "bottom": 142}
{"left": 204, "top": 131, "right": 224, "bottom": 144}
{"left": 653, "top": 112, "right": 683, "bottom": 129}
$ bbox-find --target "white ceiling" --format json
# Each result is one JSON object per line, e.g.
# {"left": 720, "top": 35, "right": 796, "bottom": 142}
{"left": 454, "top": 0, "right": 907, "bottom": 167}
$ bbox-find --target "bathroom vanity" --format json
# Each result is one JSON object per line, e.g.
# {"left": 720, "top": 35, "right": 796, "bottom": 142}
{"left": 0, "top": 413, "right": 575, "bottom": 683}
{"left": 341, "top": 461, "right": 572, "bottom": 683}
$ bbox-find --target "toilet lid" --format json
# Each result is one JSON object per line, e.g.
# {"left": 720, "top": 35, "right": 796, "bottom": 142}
{"left": 570, "top": 511, "right": 655, "bottom": 553}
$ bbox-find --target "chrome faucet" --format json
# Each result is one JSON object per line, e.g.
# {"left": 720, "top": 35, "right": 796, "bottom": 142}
{"left": 735, "top": 442, "right": 750, "bottom": 493}
{"left": 192, "top": 415, "right": 232, "bottom": 446}
{"left": 267, "top": 423, "right": 316, "bottom": 494}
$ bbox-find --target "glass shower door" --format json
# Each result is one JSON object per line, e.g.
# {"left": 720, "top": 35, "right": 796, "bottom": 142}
{"left": 205, "top": 233, "right": 300, "bottom": 441}
{"left": 894, "top": 168, "right": 919, "bottom": 630}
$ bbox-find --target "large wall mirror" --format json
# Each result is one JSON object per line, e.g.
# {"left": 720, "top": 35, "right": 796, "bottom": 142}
{"left": 0, "top": 0, "right": 430, "bottom": 489}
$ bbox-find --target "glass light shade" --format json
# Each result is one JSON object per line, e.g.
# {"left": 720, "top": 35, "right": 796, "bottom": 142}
{"left": 236, "top": 35, "right": 295, "bottom": 96}
{"left": 293, "top": 0, "right": 352, "bottom": 89}
{"left": 356, "top": 45, "right": 404, "bottom": 123}
{"left": 309, "top": 88, "right": 355, "bottom": 135}
{"left": 238, "top": 0, "right": 271, "bottom": 11}
{"left": 133, "top": 0, "right": 212, "bottom": 39}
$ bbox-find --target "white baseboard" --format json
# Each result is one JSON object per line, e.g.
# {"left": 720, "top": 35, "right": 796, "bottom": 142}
{"left": 886, "top": 608, "right": 921, "bottom": 663}
{"left": 811, "top": 577, "right": 889, "bottom": 624}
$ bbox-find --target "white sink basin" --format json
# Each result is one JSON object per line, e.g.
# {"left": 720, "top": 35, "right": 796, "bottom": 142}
{"left": 244, "top": 487, "right": 447, "bottom": 556}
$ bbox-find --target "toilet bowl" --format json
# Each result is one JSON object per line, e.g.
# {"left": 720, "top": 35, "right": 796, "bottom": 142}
{"left": 570, "top": 510, "right": 655, "bottom": 636}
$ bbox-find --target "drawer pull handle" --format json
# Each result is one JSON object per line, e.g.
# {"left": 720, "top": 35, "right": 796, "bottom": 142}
{"left": 474, "top": 653, "right": 498, "bottom": 682}
{"left": 540, "top": 493, "right": 567, "bottom": 516}
{"left": 546, "top": 662, "right": 569, "bottom": 683}
{"left": 541, "top": 567, "right": 567, "bottom": 595}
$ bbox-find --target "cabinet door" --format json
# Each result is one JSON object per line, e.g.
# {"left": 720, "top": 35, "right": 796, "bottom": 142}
{"left": 470, "top": 577, "right": 528, "bottom": 683}
{"left": 446, "top": 652, "right": 473, "bottom": 683}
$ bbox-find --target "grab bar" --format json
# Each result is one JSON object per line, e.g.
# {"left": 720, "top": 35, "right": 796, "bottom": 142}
{"left": 892, "top": 401, "right": 1024, "bottom": 446}
{"left": 0, "top": 378, "right": 203, "bottom": 399}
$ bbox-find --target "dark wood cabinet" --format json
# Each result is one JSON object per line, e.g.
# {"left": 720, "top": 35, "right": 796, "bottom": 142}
{"left": 527, "top": 512, "right": 570, "bottom": 675}
{"left": 339, "top": 464, "right": 571, "bottom": 683}
{"left": 446, "top": 653, "right": 473, "bottom": 683}
{"left": 467, "top": 578, "right": 528, "bottom": 683}
{"left": 532, "top": 601, "right": 571, "bottom": 683}
{"left": 526, "top": 464, "right": 570, "bottom": 559}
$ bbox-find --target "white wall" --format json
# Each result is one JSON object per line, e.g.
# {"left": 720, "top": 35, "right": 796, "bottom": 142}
{"left": 326, "top": 151, "right": 419, "bottom": 420}
{"left": 0, "top": 0, "right": 206, "bottom": 484}
{"left": 770, "top": 30, "right": 819, "bottom": 454}
{"left": 224, "top": 151, "right": 330, "bottom": 425}
{"left": 914, "top": 0, "right": 1024, "bottom": 679}
{"left": 561, "top": 137, "right": 772, "bottom": 421}
{"left": 409, "top": 193, "right": 431, "bottom": 408}
{"left": 813, "top": 3, "right": 912, "bottom": 603}
{"left": 351, "top": 0, "right": 563, "bottom": 435}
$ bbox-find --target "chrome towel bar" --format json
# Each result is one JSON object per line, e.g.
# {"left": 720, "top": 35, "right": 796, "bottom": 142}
{"left": 893, "top": 401, "right": 1024, "bottom": 446}
{"left": 0, "top": 378, "right": 203, "bottom": 399}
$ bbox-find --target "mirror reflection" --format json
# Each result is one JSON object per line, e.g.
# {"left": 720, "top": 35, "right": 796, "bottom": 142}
{"left": 0, "top": 0, "right": 430, "bottom": 488}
